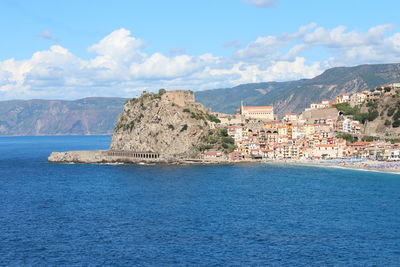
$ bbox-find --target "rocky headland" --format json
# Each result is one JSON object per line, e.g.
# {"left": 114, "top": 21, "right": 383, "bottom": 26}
{"left": 48, "top": 90, "right": 234, "bottom": 164}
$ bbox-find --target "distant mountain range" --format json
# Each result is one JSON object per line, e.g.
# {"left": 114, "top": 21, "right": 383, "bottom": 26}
{"left": 1, "top": 63, "right": 399, "bottom": 136}
{"left": 195, "top": 63, "right": 400, "bottom": 116}
{"left": 0, "top": 97, "right": 128, "bottom": 136}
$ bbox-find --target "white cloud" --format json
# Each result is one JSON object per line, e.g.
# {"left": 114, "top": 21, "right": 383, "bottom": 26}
{"left": 130, "top": 53, "right": 218, "bottom": 79}
{"left": 233, "top": 23, "right": 317, "bottom": 62}
{"left": 242, "top": 0, "right": 277, "bottom": 8}
{"left": 1, "top": 24, "right": 400, "bottom": 100}
{"left": 88, "top": 28, "right": 146, "bottom": 63}
{"left": 303, "top": 24, "right": 394, "bottom": 47}
{"left": 301, "top": 24, "right": 400, "bottom": 65}
{"left": 203, "top": 57, "right": 321, "bottom": 86}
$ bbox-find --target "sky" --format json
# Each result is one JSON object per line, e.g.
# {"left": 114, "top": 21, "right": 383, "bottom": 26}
{"left": 1, "top": 0, "right": 400, "bottom": 100}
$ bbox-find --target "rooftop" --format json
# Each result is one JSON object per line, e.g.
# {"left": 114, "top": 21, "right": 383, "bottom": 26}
{"left": 242, "top": 106, "right": 273, "bottom": 110}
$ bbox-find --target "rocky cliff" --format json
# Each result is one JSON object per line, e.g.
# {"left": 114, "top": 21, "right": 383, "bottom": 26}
{"left": 48, "top": 90, "right": 235, "bottom": 163}
{"left": 109, "top": 90, "right": 227, "bottom": 158}
{"left": 360, "top": 93, "right": 400, "bottom": 139}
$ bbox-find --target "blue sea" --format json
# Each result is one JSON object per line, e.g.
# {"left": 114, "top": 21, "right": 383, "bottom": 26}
{"left": 0, "top": 135, "right": 399, "bottom": 266}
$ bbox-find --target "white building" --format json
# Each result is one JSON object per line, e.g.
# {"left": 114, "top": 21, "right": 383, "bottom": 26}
{"left": 240, "top": 102, "right": 275, "bottom": 121}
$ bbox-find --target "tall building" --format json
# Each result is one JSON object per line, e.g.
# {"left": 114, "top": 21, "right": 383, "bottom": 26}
{"left": 240, "top": 102, "right": 275, "bottom": 121}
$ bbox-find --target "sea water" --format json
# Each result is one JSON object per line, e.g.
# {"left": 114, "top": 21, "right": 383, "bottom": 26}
{"left": 0, "top": 136, "right": 399, "bottom": 266}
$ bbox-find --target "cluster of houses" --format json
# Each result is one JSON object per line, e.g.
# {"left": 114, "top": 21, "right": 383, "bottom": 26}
{"left": 204, "top": 83, "right": 400, "bottom": 162}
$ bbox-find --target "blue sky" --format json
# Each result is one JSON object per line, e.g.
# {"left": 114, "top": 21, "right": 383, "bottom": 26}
{"left": 1, "top": 0, "right": 400, "bottom": 100}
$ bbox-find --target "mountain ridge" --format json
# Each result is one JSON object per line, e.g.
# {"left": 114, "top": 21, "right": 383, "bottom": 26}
{"left": 0, "top": 97, "right": 129, "bottom": 136}
{"left": 195, "top": 63, "right": 400, "bottom": 116}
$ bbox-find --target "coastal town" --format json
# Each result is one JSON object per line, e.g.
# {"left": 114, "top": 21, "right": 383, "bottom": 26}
{"left": 204, "top": 83, "right": 400, "bottom": 166}
{"left": 49, "top": 84, "right": 400, "bottom": 172}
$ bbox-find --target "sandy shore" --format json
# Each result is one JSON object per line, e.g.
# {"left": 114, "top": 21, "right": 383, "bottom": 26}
{"left": 263, "top": 159, "right": 400, "bottom": 174}
{"left": 48, "top": 149, "right": 400, "bottom": 174}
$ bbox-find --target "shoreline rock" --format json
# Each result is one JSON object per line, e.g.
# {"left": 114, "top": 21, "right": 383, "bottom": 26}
{"left": 47, "top": 149, "right": 262, "bottom": 165}
{"left": 48, "top": 90, "right": 235, "bottom": 165}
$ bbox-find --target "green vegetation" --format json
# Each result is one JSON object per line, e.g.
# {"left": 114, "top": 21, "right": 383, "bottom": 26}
{"left": 387, "top": 107, "right": 396, "bottom": 116}
{"left": 366, "top": 100, "right": 377, "bottom": 109}
{"left": 125, "top": 98, "right": 137, "bottom": 105}
{"left": 333, "top": 102, "right": 378, "bottom": 124}
{"left": 190, "top": 111, "right": 204, "bottom": 120}
{"left": 189, "top": 110, "right": 221, "bottom": 123}
{"left": 361, "top": 136, "right": 375, "bottom": 142}
{"left": 367, "top": 109, "right": 379, "bottom": 121}
{"left": 152, "top": 89, "right": 166, "bottom": 99}
{"left": 386, "top": 138, "right": 400, "bottom": 144}
{"left": 180, "top": 124, "right": 188, "bottom": 132}
{"left": 336, "top": 133, "right": 355, "bottom": 143}
{"left": 334, "top": 96, "right": 400, "bottom": 128}
{"left": 168, "top": 124, "right": 175, "bottom": 130}
{"left": 115, "top": 113, "right": 144, "bottom": 131}
{"left": 206, "top": 114, "right": 221, "bottom": 123}
{"left": 353, "top": 112, "right": 377, "bottom": 124}
{"left": 183, "top": 108, "right": 190, "bottom": 113}
{"left": 197, "top": 128, "right": 236, "bottom": 154}
{"left": 392, "top": 120, "right": 400, "bottom": 128}
{"left": 391, "top": 104, "right": 400, "bottom": 127}
{"left": 333, "top": 102, "right": 358, "bottom": 115}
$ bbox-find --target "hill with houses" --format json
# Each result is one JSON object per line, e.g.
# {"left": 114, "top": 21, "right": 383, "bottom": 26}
{"left": 195, "top": 63, "right": 400, "bottom": 116}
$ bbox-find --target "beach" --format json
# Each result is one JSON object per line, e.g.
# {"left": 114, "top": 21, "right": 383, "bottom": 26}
{"left": 264, "top": 159, "right": 400, "bottom": 174}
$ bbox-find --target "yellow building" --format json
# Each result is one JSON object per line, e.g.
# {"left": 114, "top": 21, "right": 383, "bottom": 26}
{"left": 350, "top": 92, "right": 367, "bottom": 106}
{"left": 304, "top": 124, "right": 316, "bottom": 138}
{"left": 277, "top": 126, "right": 287, "bottom": 136}
{"left": 285, "top": 123, "right": 293, "bottom": 139}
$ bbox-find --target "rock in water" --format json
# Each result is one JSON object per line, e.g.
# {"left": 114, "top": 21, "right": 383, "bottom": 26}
{"left": 49, "top": 90, "right": 225, "bottom": 163}
{"left": 48, "top": 150, "right": 107, "bottom": 163}
{"left": 110, "top": 90, "right": 217, "bottom": 159}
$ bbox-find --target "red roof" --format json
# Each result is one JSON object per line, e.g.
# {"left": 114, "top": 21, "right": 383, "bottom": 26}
{"left": 351, "top": 142, "right": 374, "bottom": 146}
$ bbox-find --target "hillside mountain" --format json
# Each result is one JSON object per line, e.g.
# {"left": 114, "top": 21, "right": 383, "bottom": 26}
{"left": 0, "top": 97, "right": 128, "bottom": 136}
{"left": 195, "top": 63, "right": 400, "bottom": 116}
{"left": 2, "top": 63, "right": 400, "bottom": 136}
{"left": 110, "top": 90, "right": 232, "bottom": 158}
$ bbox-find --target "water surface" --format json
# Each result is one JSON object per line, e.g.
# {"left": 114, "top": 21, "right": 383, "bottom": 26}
{"left": 0, "top": 136, "right": 399, "bottom": 266}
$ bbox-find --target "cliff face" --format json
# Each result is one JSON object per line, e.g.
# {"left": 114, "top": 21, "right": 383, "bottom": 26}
{"left": 110, "top": 90, "right": 219, "bottom": 158}
{"left": 361, "top": 93, "right": 400, "bottom": 138}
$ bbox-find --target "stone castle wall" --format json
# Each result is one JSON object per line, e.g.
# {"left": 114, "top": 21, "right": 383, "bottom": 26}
{"left": 162, "top": 90, "right": 195, "bottom": 107}
{"left": 302, "top": 107, "right": 339, "bottom": 123}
